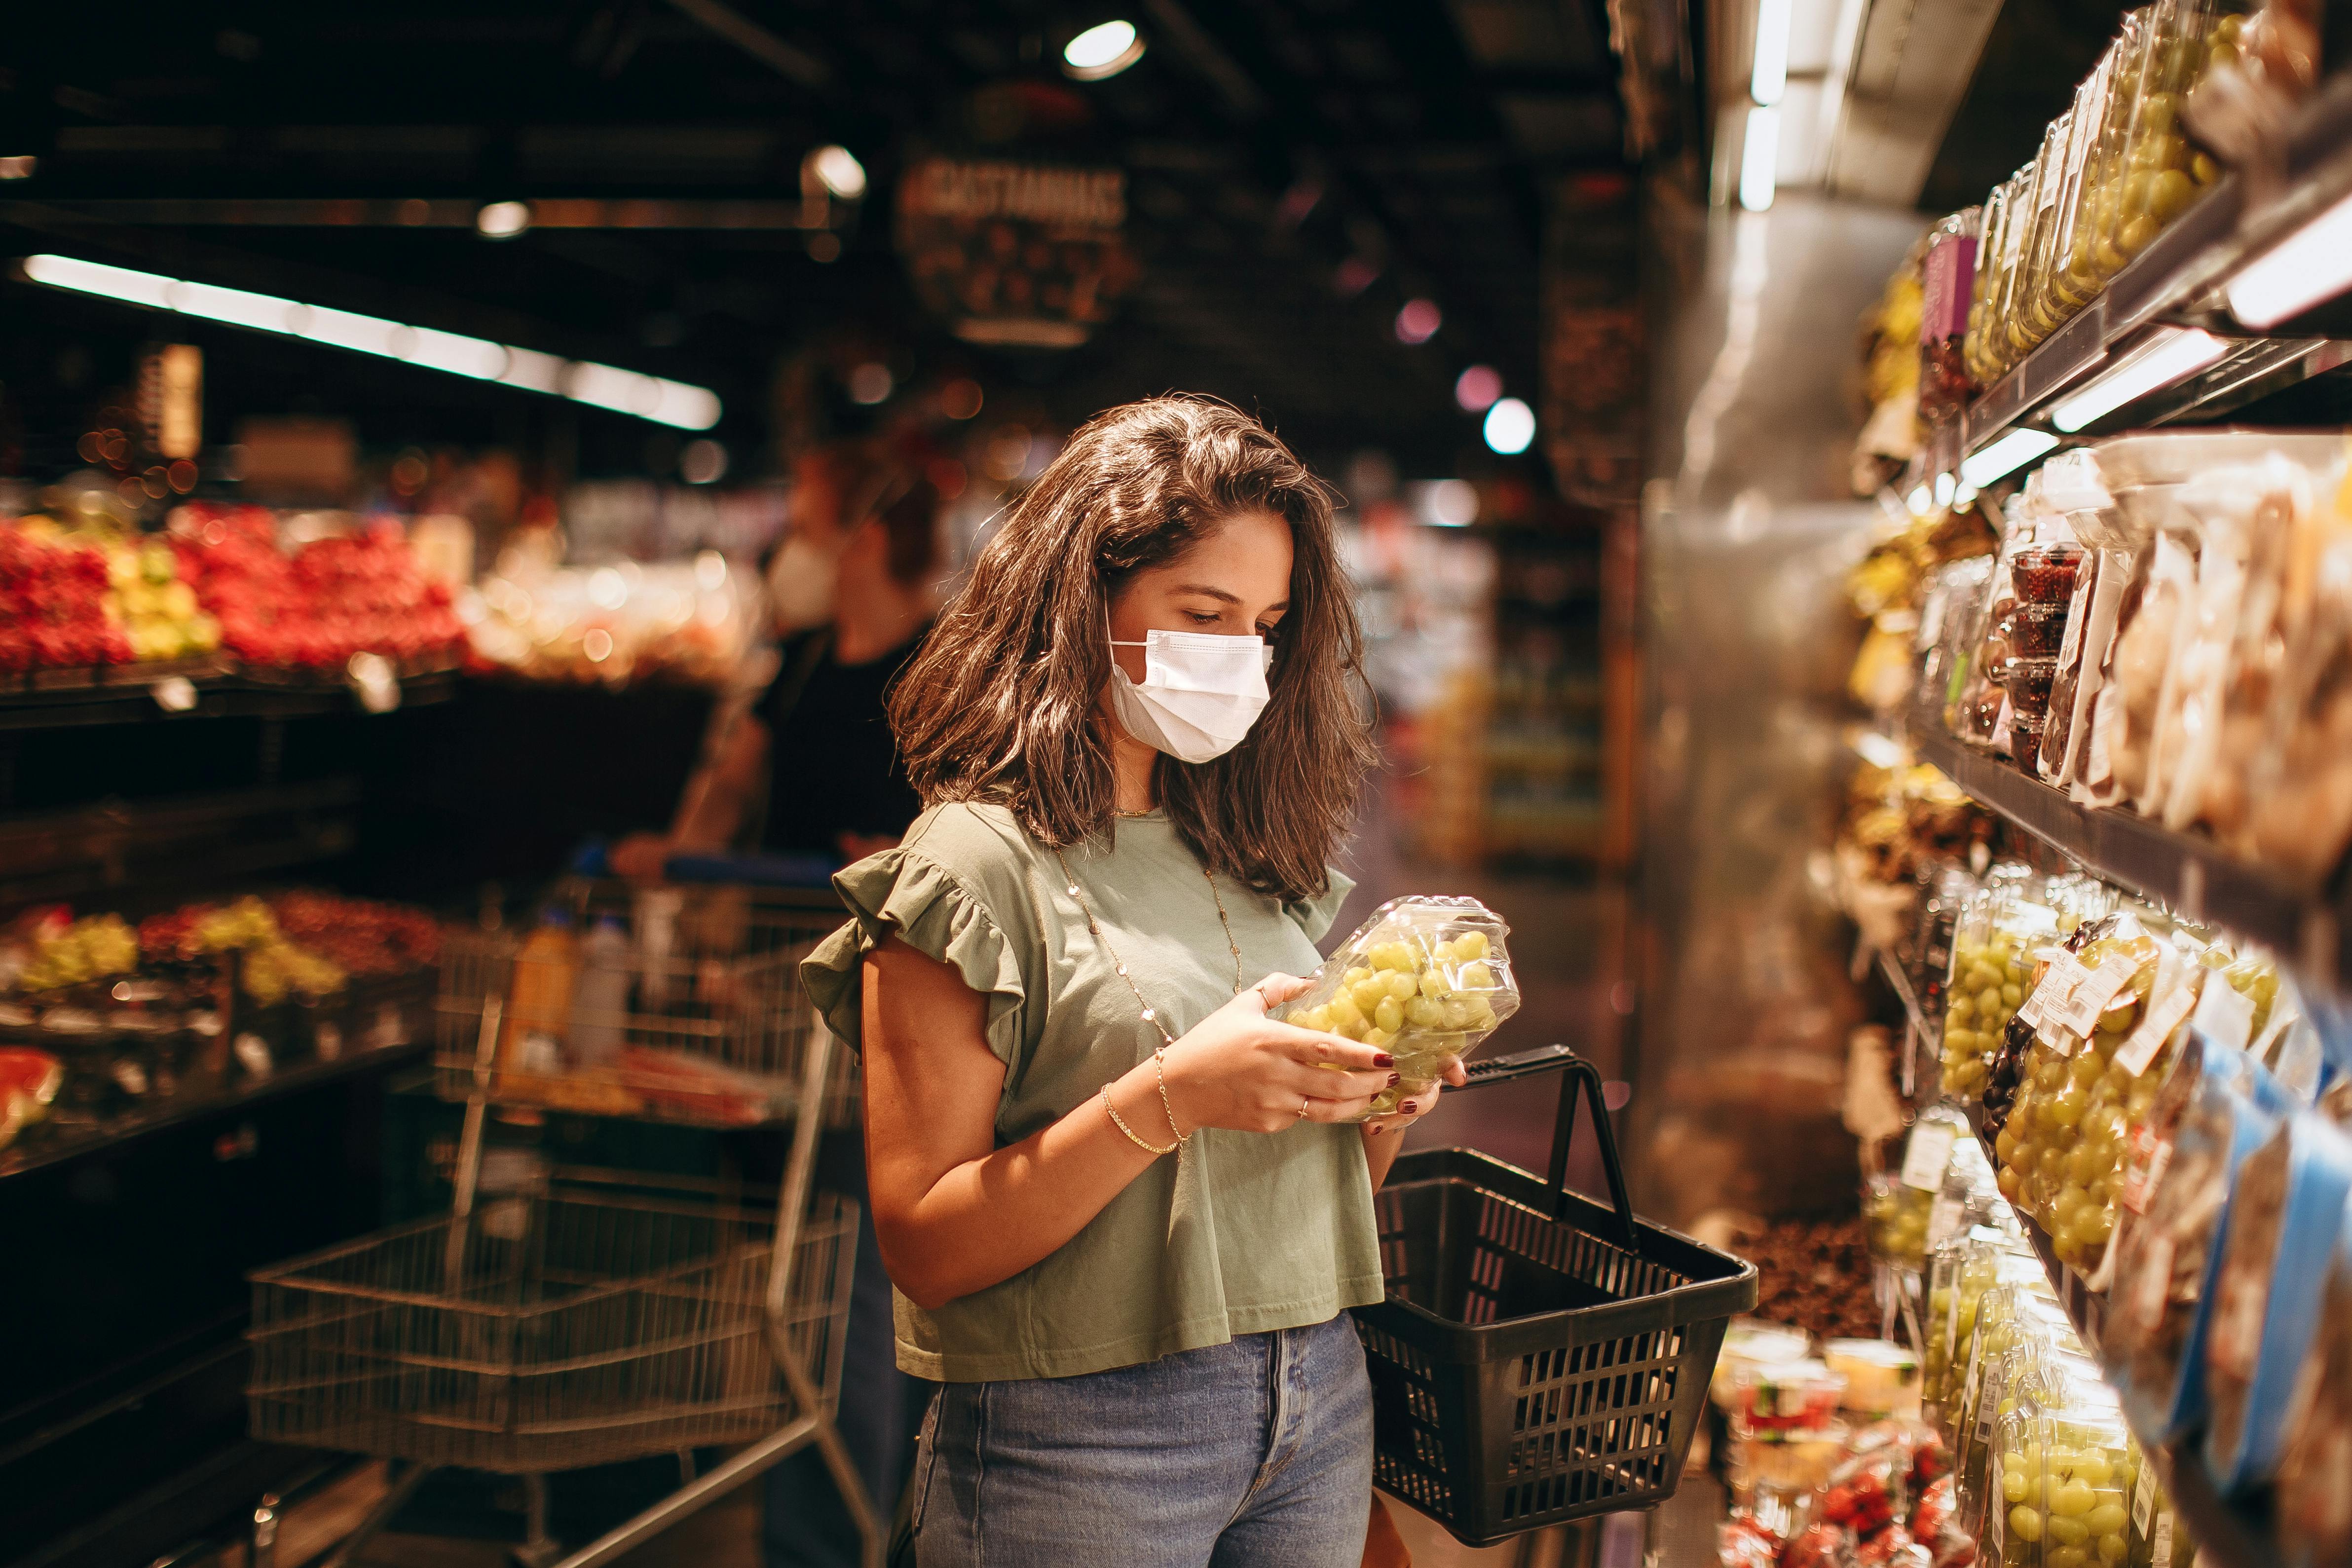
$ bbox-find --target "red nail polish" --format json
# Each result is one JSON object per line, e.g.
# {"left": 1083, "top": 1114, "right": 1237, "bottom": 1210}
{"left": 1373, "top": 1053, "right": 1395, "bottom": 1068}
{"left": 1387, "top": 1073, "right": 1401, "bottom": 1086}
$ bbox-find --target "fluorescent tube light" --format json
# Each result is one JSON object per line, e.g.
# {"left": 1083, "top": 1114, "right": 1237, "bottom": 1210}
{"left": 1961, "top": 428, "right": 2060, "bottom": 489}
{"left": 2049, "top": 327, "right": 2227, "bottom": 432}
{"left": 2223, "top": 187, "right": 2352, "bottom": 330}
{"left": 1751, "top": 0, "right": 1792, "bottom": 105}
{"left": 17, "top": 253, "right": 719, "bottom": 429}
{"left": 1739, "top": 106, "right": 1779, "bottom": 212}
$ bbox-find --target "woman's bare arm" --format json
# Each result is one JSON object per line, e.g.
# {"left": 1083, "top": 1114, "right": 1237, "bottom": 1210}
{"left": 860, "top": 937, "right": 1395, "bottom": 1309}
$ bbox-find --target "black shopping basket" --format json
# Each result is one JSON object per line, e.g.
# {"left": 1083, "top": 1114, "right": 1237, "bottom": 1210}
{"left": 1352, "top": 1045, "right": 1757, "bottom": 1546}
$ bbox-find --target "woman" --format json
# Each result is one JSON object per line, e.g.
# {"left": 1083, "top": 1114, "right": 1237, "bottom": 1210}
{"left": 613, "top": 437, "right": 940, "bottom": 1568}
{"left": 802, "top": 396, "right": 1467, "bottom": 1567}
{"left": 612, "top": 439, "right": 938, "bottom": 873}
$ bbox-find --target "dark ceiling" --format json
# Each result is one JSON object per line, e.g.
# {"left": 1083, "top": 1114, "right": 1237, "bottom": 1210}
{"left": 1, "top": 0, "right": 1633, "bottom": 478}
{"left": 1917, "top": 0, "right": 2118, "bottom": 215}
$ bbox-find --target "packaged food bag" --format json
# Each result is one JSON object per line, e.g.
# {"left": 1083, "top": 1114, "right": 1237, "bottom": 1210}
{"left": 2202, "top": 1109, "right": 2352, "bottom": 1492}
{"left": 1274, "top": 895, "right": 1519, "bottom": 1120}
{"left": 2100, "top": 1036, "right": 2284, "bottom": 1439}
{"left": 2272, "top": 1197, "right": 2352, "bottom": 1567}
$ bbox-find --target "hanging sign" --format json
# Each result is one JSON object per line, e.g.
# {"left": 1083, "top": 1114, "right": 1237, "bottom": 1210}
{"left": 896, "top": 157, "right": 1138, "bottom": 348}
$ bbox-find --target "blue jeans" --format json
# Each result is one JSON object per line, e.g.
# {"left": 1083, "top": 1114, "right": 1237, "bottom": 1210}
{"left": 911, "top": 1314, "right": 1374, "bottom": 1568}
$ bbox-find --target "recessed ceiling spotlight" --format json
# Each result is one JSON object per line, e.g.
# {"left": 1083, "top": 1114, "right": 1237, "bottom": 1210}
{"left": 476, "top": 200, "right": 532, "bottom": 239}
{"left": 1063, "top": 19, "right": 1145, "bottom": 80}
{"left": 1482, "top": 397, "right": 1536, "bottom": 455}
{"left": 807, "top": 145, "right": 868, "bottom": 202}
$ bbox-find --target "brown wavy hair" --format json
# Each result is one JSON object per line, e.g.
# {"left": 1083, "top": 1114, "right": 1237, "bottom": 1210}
{"left": 888, "top": 396, "right": 1376, "bottom": 901}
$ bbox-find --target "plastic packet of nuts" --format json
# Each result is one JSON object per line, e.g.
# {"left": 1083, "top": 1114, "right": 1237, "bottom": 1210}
{"left": 1275, "top": 895, "right": 1519, "bottom": 1121}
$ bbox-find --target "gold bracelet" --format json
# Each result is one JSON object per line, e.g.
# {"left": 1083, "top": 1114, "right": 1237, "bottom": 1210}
{"left": 1152, "top": 1047, "right": 1191, "bottom": 1146}
{"left": 1102, "top": 1084, "right": 1177, "bottom": 1156}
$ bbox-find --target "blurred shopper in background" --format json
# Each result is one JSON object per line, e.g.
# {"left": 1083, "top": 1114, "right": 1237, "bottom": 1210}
{"left": 614, "top": 436, "right": 940, "bottom": 1568}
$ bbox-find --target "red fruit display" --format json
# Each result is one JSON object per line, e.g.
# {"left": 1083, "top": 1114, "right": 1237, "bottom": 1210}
{"left": 0, "top": 523, "right": 119, "bottom": 672}
{"left": 168, "top": 505, "right": 464, "bottom": 673}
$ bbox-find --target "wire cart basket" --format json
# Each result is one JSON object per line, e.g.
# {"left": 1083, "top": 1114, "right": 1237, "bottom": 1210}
{"left": 1354, "top": 1046, "right": 1758, "bottom": 1547}
{"left": 246, "top": 864, "right": 882, "bottom": 1568}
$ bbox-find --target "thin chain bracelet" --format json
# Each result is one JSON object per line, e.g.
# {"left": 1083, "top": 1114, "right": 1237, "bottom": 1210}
{"left": 1152, "top": 1046, "right": 1190, "bottom": 1146}
{"left": 1102, "top": 1084, "right": 1178, "bottom": 1156}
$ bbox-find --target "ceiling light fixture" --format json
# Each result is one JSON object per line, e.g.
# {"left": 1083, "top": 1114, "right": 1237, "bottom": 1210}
{"left": 2049, "top": 327, "right": 2229, "bottom": 432}
{"left": 1483, "top": 397, "right": 1536, "bottom": 455}
{"left": 1751, "top": 0, "right": 1792, "bottom": 105}
{"left": 806, "top": 145, "right": 867, "bottom": 202}
{"left": 18, "top": 253, "right": 720, "bottom": 429}
{"left": 1738, "top": 105, "right": 1779, "bottom": 212}
{"left": 476, "top": 200, "right": 532, "bottom": 239}
{"left": 1063, "top": 19, "right": 1145, "bottom": 80}
{"left": 1959, "top": 427, "right": 2059, "bottom": 489}
{"left": 1454, "top": 365, "right": 1503, "bottom": 412}
{"left": 2224, "top": 188, "right": 2352, "bottom": 329}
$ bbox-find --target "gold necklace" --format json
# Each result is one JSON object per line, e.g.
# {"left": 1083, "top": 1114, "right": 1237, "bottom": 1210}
{"left": 1051, "top": 848, "right": 1246, "bottom": 1038}
{"left": 1053, "top": 846, "right": 1248, "bottom": 1156}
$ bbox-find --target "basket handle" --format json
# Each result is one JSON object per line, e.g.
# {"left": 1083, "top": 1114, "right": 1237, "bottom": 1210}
{"left": 1458, "top": 1044, "right": 1638, "bottom": 1252}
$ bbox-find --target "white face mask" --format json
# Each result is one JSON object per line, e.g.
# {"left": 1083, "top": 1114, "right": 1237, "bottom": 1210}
{"left": 1107, "top": 627, "right": 1274, "bottom": 763}
{"left": 766, "top": 533, "right": 841, "bottom": 632}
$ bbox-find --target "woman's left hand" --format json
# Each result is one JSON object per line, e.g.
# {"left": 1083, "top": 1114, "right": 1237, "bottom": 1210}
{"left": 1361, "top": 1054, "right": 1470, "bottom": 1137}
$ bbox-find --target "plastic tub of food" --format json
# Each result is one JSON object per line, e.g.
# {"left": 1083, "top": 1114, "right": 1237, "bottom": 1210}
{"left": 2013, "top": 545, "right": 2086, "bottom": 604}
{"left": 1825, "top": 1339, "right": 1923, "bottom": 1419}
{"left": 2014, "top": 602, "right": 2070, "bottom": 656}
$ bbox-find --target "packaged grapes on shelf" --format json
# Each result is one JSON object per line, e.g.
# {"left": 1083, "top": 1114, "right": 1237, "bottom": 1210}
{"left": 1271, "top": 896, "right": 1518, "bottom": 1120}
{"left": 1868, "top": 1102, "right": 1978, "bottom": 1271}
{"left": 1953, "top": 1284, "right": 2071, "bottom": 1535}
{"left": 1991, "top": 1361, "right": 2135, "bottom": 1568}
{"left": 2101, "top": 1035, "right": 2289, "bottom": 1441}
{"left": 2201, "top": 1108, "right": 2352, "bottom": 1493}
{"left": 1992, "top": 909, "right": 2168, "bottom": 1269}
{"left": 1940, "top": 870, "right": 2058, "bottom": 1101}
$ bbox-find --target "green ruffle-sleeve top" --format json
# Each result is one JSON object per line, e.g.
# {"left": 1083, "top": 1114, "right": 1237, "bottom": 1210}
{"left": 799, "top": 800, "right": 1381, "bottom": 1383}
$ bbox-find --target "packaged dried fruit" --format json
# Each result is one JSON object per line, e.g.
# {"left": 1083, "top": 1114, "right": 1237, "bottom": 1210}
{"left": 2202, "top": 1110, "right": 2352, "bottom": 1492}
{"left": 2100, "top": 1036, "right": 2285, "bottom": 1439}
{"left": 1921, "top": 208, "right": 1983, "bottom": 421}
{"left": 1274, "top": 895, "right": 1518, "bottom": 1120}
{"left": 1966, "top": 179, "right": 2016, "bottom": 388}
{"left": 2239, "top": 456, "right": 2352, "bottom": 883}
{"left": 2272, "top": 1202, "right": 2352, "bottom": 1567}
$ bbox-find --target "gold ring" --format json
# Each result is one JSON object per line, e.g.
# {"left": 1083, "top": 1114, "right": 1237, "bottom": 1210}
{"left": 1297, "top": 1096, "right": 1310, "bottom": 1120}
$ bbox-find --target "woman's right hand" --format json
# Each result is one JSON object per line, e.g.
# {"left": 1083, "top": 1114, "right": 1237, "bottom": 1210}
{"left": 1157, "top": 973, "right": 1398, "bottom": 1134}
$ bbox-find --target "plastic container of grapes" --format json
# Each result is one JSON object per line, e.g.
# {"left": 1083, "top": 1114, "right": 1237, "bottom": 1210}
{"left": 1275, "top": 895, "right": 1520, "bottom": 1121}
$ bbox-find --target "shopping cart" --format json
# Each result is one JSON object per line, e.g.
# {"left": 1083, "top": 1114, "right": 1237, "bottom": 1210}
{"left": 245, "top": 860, "right": 881, "bottom": 1568}
{"left": 1354, "top": 1045, "right": 1758, "bottom": 1546}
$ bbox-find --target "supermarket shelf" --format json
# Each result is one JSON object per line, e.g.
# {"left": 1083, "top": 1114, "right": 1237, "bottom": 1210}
{"left": 0, "top": 663, "right": 461, "bottom": 732}
{"left": 2004, "top": 1207, "right": 2276, "bottom": 1568}
{"left": 1919, "top": 73, "right": 2352, "bottom": 476}
{"left": 1911, "top": 725, "right": 2346, "bottom": 989}
{"left": 0, "top": 1035, "right": 428, "bottom": 1182}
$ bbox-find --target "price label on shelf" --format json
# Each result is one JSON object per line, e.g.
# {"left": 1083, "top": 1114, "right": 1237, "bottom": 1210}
{"left": 2152, "top": 1511, "right": 2173, "bottom": 1568}
{"left": 1928, "top": 1194, "right": 1966, "bottom": 1248}
{"left": 1901, "top": 1120, "right": 1959, "bottom": 1191}
{"left": 2019, "top": 951, "right": 2086, "bottom": 1031}
{"left": 2119, "top": 973, "right": 2199, "bottom": 1078}
{"left": 2192, "top": 976, "right": 2257, "bottom": 1053}
{"left": 2133, "top": 1460, "right": 2157, "bottom": 1536}
{"left": 2056, "top": 951, "right": 2139, "bottom": 1037}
